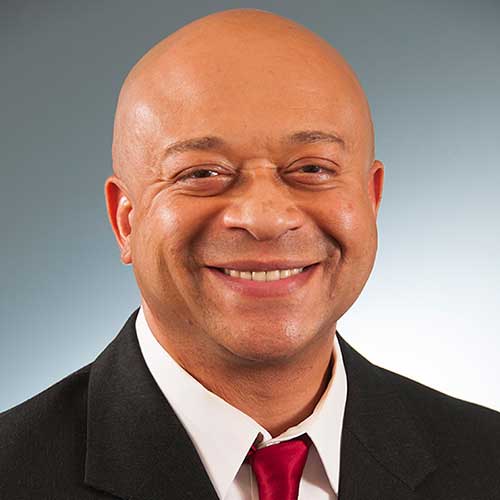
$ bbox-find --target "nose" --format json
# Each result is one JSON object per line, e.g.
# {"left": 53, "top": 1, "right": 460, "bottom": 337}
{"left": 222, "top": 168, "right": 306, "bottom": 241}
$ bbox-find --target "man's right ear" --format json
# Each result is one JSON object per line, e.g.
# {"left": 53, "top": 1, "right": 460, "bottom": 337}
{"left": 104, "top": 176, "right": 133, "bottom": 265}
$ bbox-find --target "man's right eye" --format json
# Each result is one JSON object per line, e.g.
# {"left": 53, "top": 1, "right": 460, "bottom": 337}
{"left": 180, "top": 168, "right": 220, "bottom": 180}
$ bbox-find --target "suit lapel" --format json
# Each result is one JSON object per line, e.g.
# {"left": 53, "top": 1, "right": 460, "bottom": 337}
{"left": 336, "top": 333, "right": 438, "bottom": 499}
{"left": 84, "top": 308, "right": 438, "bottom": 500}
{"left": 84, "top": 307, "right": 219, "bottom": 500}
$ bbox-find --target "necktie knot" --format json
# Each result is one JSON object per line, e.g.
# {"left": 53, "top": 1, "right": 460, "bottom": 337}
{"left": 245, "top": 434, "right": 311, "bottom": 500}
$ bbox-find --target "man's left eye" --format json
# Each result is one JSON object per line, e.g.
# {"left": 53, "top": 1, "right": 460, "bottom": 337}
{"left": 295, "top": 164, "right": 336, "bottom": 176}
{"left": 299, "top": 165, "right": 324, "bottom": 173}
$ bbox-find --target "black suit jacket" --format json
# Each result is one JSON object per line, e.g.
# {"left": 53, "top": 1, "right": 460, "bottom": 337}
{"left": 1, "top": 307, "right": 500, "bottom": 499}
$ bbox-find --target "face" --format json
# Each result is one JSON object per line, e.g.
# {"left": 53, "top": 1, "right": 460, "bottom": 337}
{"left": 106, "top": 23, "right": 384, "bottom": 365}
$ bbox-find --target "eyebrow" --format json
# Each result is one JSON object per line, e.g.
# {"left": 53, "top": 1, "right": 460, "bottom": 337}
{"left": 162, "top": 136, "right": 225, "bottom": 159}
{"left": 160, "top": 129, "right": 345, "bottom": 161}
{"left": 285, "top": 130, "right": 345, "bottom": 149}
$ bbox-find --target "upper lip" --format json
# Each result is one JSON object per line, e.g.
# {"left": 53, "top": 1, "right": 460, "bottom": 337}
{"left": 207, "top": 260, "right": 321, "bottom": 271}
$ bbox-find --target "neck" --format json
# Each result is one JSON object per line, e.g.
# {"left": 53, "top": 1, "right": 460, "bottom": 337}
{"left": 210, "top": 350, "right": 334, "bottom": 437}
{"left": 143, "top": 305, "right": 335, "bottom": 438}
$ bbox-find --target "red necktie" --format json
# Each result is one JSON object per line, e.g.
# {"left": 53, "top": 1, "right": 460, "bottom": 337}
{"left": 245, "top": 433, "right": 311, "bottom": 500}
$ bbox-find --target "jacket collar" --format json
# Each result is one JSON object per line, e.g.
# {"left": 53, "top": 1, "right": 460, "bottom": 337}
{"left": 337, "top": 334, "right": 438, "bottom": 498}
{"left": 84, "top": 308, "right": 437, "bottom": 500}
{"left": 84, "top": 307, "right": 219, "bottom": 500}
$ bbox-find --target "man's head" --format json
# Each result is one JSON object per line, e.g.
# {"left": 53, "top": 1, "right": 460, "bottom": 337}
{"left": 105, "top": 8, "right": 384, "bottom": 367}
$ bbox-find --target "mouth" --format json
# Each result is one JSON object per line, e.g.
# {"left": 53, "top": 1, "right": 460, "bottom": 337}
{"left": 205, "top": 262, "right": 321, "bottom": 298}
{"left": 209, "top": 263, "right": 317, "bottom": 281}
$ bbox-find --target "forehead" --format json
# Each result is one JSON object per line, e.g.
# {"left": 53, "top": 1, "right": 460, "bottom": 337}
{"left": 117, "top": 23, "right": 373, "bottom": 167}
{"left": 148, "top": 71, "right": 364, "bottom": 156}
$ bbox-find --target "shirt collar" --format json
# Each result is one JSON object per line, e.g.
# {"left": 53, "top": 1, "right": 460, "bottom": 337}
{"left": 135, "top": 305, "right": 347, "bottom": 498}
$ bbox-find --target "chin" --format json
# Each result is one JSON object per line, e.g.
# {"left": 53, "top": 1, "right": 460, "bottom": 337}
{"left": 217, "top": 321, "right": 320, "bottom": 364}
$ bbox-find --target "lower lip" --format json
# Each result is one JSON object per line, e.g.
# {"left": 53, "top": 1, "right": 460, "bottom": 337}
{"left": 205, "top": 264, "right": 319, "bottom": 298}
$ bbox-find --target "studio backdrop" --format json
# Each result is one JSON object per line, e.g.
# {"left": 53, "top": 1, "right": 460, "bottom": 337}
{"left": 1, "top": 0, "right": 499, "bottom": 412}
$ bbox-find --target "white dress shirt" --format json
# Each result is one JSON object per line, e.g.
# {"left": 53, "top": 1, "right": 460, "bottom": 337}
{"left": 135, "top": 306, "right": 348, "bottom": 499}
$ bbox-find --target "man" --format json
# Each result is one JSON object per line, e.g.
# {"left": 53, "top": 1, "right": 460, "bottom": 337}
{"left": 1, "top": 8, "right": 499, "bottom": 500}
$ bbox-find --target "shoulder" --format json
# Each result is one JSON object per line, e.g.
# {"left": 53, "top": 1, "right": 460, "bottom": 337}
{"left": 0, "top": 362, "right": 91, "bottom": 439}
{"left": 339, "top": 333, "right": 500, "bottom": 444}
{"left": 378, "top": 364, "right": 500, "bottom": 479}
{"left": 0, "top": 363, "right": 92, "bottom": 496}
{"left": 380, "top": 364, "right": 500, "bottom": 435}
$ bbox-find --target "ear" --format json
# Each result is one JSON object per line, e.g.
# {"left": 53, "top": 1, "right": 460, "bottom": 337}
{"left": 367, "top": 159, "right": 384, "bottom": 217}
{"left": 104, "top": 175, "right": 133, "bottom": 265}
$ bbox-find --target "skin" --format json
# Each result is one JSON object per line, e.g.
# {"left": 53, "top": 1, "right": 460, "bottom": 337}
{"left": 105, "top": 8, "right": 384, "bottom": 437}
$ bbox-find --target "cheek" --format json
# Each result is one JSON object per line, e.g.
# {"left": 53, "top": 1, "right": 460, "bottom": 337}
{"left": 313, "top": 192, "right": 375, "bottom": 253}
{"left": 131, "top": 197, "right": 217, "bottom": 306}
{"left": 140, "top": 196, "right": 222, "bottom": 268}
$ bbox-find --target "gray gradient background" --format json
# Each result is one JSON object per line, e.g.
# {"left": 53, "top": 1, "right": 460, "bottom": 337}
{"left": 2, "top": 0, "right": 499, "bottom": 412}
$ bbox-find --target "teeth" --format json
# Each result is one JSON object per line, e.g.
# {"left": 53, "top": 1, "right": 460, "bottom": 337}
{"left": 223, "top": 267, "right": 305, "bottom": 281}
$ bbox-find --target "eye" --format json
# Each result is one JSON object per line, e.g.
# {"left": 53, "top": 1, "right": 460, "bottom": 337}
{"left": 174, "top": 166, "right": 233, "bottom": 195}
{"left": 285, "top": 161, "right": 338, "bottom": 185}
{"left": 179, "top": 168, "right": 220, "bottom": 180}
{"left": 299, "top": 164, "right": 325, "bottom": 174}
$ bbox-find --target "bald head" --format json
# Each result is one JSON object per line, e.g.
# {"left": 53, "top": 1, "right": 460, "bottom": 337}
{"left": 111, "top": 8, "right": 374, "bottom": 193}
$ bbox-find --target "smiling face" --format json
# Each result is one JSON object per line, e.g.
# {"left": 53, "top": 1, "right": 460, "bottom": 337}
{"left": 105, "top": 10, "right": 384, "bottom": 366}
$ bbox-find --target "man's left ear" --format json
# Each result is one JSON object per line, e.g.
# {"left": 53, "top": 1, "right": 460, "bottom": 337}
{"left": 368, "top": 159, "right": 384, "bottom": 217}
